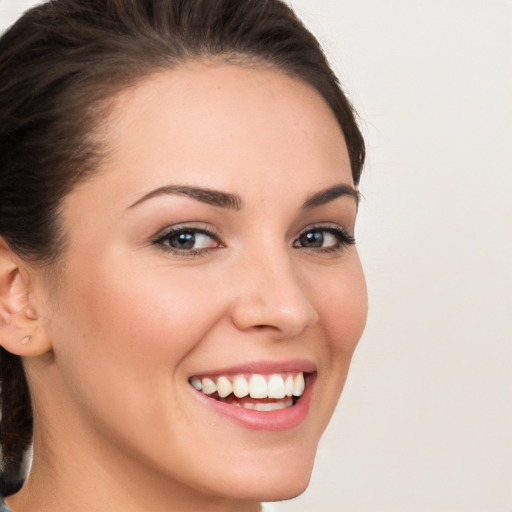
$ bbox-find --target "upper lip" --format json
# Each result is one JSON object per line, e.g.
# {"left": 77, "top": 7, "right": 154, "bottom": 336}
{"left": 189, "top": 359, "right": 317, "bottom": 377}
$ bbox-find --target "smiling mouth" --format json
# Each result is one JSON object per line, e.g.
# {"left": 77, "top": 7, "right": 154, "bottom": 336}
{"left": 188, "top": 372, "right": 307, "bottom": 411}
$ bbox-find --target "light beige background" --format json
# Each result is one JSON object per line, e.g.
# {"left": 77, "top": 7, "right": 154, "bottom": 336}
{"left": 1, "top": 1, "right": 511, "bottom": 511}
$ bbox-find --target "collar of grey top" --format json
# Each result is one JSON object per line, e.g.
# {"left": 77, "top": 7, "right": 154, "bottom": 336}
{"left": 0, "top": 499, "right": 13, "bottom": 512}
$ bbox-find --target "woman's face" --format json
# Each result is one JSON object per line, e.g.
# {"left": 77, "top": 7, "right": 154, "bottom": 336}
{"left": 37, "top": 63, "right": 367, "bottom": 504}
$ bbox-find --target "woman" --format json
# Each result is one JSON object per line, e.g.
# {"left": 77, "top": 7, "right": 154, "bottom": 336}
{"left": 0, "top": 1, "right": 367, "bottom": 510}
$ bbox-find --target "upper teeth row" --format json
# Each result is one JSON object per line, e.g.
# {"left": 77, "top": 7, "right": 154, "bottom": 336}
{"left": 189, "top": 373, "right": 305, "bottom": 399}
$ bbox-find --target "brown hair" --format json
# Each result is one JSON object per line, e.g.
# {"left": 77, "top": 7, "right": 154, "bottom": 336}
{"left": 0, "top": 0, "right": 365, "bottom": 495}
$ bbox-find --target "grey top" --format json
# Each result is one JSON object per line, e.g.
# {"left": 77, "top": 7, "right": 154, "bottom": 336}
{"left": 0, "top": 499, "right": 12, "bottom": 512}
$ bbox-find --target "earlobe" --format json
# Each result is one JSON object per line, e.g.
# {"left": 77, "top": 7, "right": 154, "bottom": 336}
{"left": 0, "top": 238, "right": 52, "bottom": 356}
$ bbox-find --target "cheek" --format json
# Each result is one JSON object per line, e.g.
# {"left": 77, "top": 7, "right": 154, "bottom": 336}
{"left": 60, "top": 264, "right": 214, "bottom": 366}
{"left": 48, "top": 250, "right": 221, "bottom": 416}
{"left": 310, "top": 255, "right": 367, "bottom": 406}
{"left": 314, "top": 257, "right": 367, "bottom": 355}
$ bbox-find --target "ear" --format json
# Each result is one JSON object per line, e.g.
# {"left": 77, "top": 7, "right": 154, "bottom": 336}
{"left": 0, "top": 238, "right": 52, "bottom": 356}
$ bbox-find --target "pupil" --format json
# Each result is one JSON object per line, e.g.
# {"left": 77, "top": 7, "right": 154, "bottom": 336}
{"left": 172, "top": 232, "right": 195, "bottom": 249}
{"left": 301, "top": 231, "right": 323, "bottom": 247}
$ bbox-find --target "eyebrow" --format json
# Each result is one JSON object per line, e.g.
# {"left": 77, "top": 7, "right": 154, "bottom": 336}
{"left": 129, "top": 185, "right": 242, "bottom": 210}
{"left": 302, "top": 184, "right": 360, "bottom": 209}
{"left": 128, "top": 183, "right": 359, "bottom": 210}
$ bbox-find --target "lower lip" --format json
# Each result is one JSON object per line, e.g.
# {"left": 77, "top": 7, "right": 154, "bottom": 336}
{"left": 191, "top": 374, "right": 316, "bottom": 432}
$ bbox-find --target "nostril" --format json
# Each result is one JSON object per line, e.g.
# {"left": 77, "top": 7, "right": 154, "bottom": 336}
{"left": 308, "top": 308, "right": 320, "bottom": 328}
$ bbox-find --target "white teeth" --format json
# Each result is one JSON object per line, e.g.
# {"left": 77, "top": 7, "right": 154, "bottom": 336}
{"left": 267, "top": 374, "right": 286, "bottom": 399}
{"left": 249, "top": 374, "right": 268, "bottom": 398}
{"left": 201, "top": 377, "right": 217, "bottom": 395}
{"left": 292, "top": 373, "right": 305, "bottom": 397}
{"left": 285, "top": 375, "right": 294, "bottom": 397}
{"left": 191, "top": 372, "right": 307, "bottom": 399}
{"left": 190, "top": 377, "right": 202, "bottom": 391}
{"left": 255, "top": 401, "right": 282, "bottom": 411}
{"left": 216, "top": 376, "right": 233, "bottom": 398}
{"left": 233, "top": 375, "right": 249, "bottom": 398}
{"left": 233, "top": 399, "right": 292, "bottom": 411}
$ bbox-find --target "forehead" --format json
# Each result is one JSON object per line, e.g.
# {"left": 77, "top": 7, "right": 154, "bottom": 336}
{"left": 73, "top": 62, "right": 352, "bottom": 212}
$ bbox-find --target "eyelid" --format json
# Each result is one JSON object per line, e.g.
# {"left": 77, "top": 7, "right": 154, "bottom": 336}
{"left": 152, "top": 222, "right": 220, "bottom": 241}
{"left": 295, "top": 222, "right": 355, "bottom": 239}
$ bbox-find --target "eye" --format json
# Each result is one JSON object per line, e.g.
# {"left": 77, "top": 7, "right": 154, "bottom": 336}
{"left": 153, "top": 227, "right": 222, "bottom": 254}
{"left": 293, "top": 226, "right": 355, "bottom": 252}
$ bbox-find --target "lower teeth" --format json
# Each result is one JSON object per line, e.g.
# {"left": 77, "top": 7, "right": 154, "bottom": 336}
{"left": 218, "top": 396, "right": 295, "bottom": 411}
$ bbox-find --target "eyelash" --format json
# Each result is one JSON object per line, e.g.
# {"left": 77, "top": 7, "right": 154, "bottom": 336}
{"left": 152, "top": 224, "right": 355, "bottom": 256}
{"left": 153, "top": 225, "right": 223, "bottom": 256}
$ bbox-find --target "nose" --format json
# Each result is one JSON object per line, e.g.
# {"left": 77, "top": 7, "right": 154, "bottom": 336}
{"left": 229, "top": 251, "right": 319, "bottom": 339}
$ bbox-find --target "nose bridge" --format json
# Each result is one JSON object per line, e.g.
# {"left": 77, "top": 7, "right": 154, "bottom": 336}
{"left": 230, "top": 242, "right": 319, "bottom": 338}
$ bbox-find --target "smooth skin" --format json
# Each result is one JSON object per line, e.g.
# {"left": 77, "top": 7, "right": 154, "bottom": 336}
{"left": 2, "top": 62, "right": 367, "bottom": 512}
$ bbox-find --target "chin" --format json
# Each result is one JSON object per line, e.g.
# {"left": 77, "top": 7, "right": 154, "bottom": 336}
{"left": 209, "top": 444, "right": 317, "bottom": 503}
{"left": 220, "top": 471, "right": 312, "bottom": 504}
{"left": 253, "top": 475, "right": 311, "bottom": 503}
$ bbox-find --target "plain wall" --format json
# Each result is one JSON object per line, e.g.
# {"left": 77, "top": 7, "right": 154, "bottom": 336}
{"left": 1, "top": 1, "right": 511, "bottom": 511}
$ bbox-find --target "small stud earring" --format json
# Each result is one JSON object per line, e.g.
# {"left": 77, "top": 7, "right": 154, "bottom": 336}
{"left": 21, "top": 336, "right": 31, "bottom": 345}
